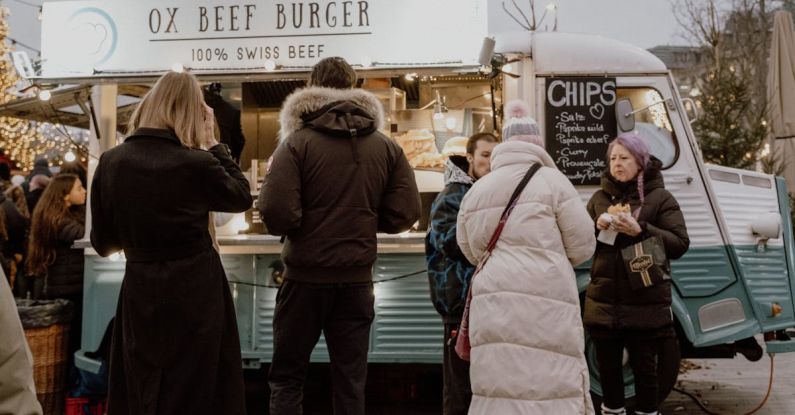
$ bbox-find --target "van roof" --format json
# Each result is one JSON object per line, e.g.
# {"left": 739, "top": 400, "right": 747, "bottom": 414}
{"left": 494, "top": 31, "right": 668, "bottom": 76}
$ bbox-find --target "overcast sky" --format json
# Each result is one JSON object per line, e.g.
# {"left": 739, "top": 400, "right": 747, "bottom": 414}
{"left": 3, "top": 0, "right": 693, "bottom": 59}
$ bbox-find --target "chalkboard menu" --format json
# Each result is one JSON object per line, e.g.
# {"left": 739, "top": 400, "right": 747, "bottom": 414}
{"left": 545, "top": 77, "right": 618, "bottom": 185}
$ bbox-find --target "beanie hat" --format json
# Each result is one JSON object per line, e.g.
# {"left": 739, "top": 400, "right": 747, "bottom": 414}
{"left": 29, "top": 158, "right": 52, "bottom": 179}
{"left": 502, "top": 100, "right": 544, "bottom": 147}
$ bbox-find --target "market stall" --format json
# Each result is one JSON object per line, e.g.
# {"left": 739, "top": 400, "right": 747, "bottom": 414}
{"left": 13, "top": 0, "right": 493, "bottom": 371}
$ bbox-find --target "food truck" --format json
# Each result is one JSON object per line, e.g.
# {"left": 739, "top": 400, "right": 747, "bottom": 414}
{"left": 3, "top": 0, "right": 794, "bottom": 403}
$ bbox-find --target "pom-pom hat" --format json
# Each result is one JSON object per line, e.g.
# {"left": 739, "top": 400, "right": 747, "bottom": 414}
{"left": 502, "top": 100, "right": 543, "bottom": 147}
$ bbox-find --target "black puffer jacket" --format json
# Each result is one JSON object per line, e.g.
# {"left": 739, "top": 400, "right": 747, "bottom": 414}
{"left": 259, "top": 87, "right": 421, "bottom": 284}
{"left": 44, "top": 208, "right": 85, "bottom": 298}
{"left": 583, "top": 158, "right": 689, "bottom": 332}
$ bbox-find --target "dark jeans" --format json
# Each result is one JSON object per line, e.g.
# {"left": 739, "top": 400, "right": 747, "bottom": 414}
{"left": 443, "top": 322, "right": 471, "bottom": 415}
{"left": 268, "top": 279, "right": 375, "bottom": 415}
{"left": 592, "top": 334, "right": 678, "bottom": 413}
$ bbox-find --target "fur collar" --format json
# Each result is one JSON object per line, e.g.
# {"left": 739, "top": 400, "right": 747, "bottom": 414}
{"left": 444, "top": 156, "right": 474, "bottom": 186}
{"left": 279, "top": 86, "right": 385, "bottom": 141}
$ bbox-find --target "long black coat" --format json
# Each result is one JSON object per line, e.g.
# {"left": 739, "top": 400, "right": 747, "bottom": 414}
{"left": 91, "top": 128, "right": 252, "bottom": 415}
{"left": 583, "top": 158, "right": 690, "bottom": 334}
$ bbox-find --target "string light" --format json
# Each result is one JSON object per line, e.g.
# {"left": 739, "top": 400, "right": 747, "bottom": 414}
{"left": 0, "top": 7, "right": 93, "bottom": 172}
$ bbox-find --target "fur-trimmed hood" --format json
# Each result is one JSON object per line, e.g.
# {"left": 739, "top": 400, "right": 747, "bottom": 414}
{"left": 279, "top": 86, "right": 385, "bottom": 141}
{"left": 444, "top": 155, "right": 473, "bottom": 186}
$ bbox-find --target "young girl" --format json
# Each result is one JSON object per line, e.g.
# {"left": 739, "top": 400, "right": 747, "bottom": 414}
{"left": 27, "top": 173, "right": 87, "bottom": 358}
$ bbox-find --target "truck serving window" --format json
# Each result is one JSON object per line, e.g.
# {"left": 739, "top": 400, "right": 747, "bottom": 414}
{"left": 617, "top": 88, "right": 679, "bottom": 169}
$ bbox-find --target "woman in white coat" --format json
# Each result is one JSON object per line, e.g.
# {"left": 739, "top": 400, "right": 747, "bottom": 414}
{"left": 456, "top": 101, "right": 596, "bottom": 414}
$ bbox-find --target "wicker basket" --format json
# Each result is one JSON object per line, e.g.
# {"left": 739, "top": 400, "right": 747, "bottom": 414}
{"left": 25, "top": 323, "right": 71, "bottom": 415}
{"left": 17, "top": 299, "right": 74, "bottom": 415}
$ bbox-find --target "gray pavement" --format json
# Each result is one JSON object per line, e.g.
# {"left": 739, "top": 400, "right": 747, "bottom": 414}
{"left": 243, "top": 349, "right": 795, "bottom": 414}
{"left": 661, "top": 351, "right": 795, "bottom": 414}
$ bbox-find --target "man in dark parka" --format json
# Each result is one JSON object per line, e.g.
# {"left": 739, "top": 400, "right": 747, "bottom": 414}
{"left": 91, "top": 72, "right": 253, "bottom": 415}
{"left": 259, "top": 57, "right": 421, "bottom": 415}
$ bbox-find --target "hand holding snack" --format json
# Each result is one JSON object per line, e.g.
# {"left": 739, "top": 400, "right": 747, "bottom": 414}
{"left": 612, "top": 213, "right": 642, "bottom": 236}
{"left": 597, "top": 203, "right": 634, "bottom": 244}
{"left": 596, "top": 213, "right": 612, "bottom": 230}
{"left": 606, "top": 203, "right": 631, "bottom": 216}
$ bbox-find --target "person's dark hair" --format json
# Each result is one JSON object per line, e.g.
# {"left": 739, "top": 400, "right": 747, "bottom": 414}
{"left": 27, "top": 174, "right": 80, "bottom": 276}
{"left": 308, "top": 57, "right": 357, "bottom": 89}
{"left": 59, "top": 162, "right": 87, "bottom": 186}
{"left": 466, "top": 132, "right": 499, "bottom": 155}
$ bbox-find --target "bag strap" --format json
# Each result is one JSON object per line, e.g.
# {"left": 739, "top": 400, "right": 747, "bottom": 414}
{"left": 458, "top": 162, "right": 543, "bottom": 339}
{"left": 482, "top": 163, "right": 543, "bottom": 254}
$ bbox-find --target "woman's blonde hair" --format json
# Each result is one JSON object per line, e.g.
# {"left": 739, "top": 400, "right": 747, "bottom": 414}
{"left": 127, "top": 71, "right": 206, "bottom": 148}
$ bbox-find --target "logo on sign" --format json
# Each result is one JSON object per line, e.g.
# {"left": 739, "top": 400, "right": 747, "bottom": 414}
{"left": 67, "top": 7, "right": 118, "bottom": 65}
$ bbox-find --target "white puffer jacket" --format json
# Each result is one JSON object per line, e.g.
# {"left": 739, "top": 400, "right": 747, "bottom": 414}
{"left": 457, "top": 141, "right": 596, "bottom": 415}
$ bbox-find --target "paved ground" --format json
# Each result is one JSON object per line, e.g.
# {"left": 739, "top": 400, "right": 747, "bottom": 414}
{"left": 245, "top": 349, "right": 795, "bottom": 414}
{"left": 660, "top": 352, "right": 795, "bottom": 414}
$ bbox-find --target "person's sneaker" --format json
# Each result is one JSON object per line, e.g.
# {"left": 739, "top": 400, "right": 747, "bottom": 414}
{"left": 600, "top": 404, "right": 626, "bottom": 415}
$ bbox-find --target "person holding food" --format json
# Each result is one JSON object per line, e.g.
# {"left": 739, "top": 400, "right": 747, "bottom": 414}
{"left": 584, "top": 133, "right": 690, "bottom": 415}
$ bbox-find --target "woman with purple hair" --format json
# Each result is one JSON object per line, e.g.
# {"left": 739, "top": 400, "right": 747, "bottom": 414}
{"left": 583, "top": 133, "right": 690, "bottom": 415}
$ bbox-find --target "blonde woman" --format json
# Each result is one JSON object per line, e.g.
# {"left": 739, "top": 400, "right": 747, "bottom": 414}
{"left": 90, "top": 71, "right": 252, "bottom": 415}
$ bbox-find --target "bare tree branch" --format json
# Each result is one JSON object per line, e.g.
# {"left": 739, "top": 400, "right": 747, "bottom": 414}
{"left": 502, "top": 1, "right": 531, "bottom": 30}
{"left": 511, "top": 0, "right": 533, "bottom": 30}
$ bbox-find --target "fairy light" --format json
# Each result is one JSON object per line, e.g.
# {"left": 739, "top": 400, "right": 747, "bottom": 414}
{"left": 0, "top": 7, "right": 93, "bottom": 172}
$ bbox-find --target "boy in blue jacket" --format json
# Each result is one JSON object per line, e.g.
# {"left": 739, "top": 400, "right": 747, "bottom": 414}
{"left": 425, "top": 132, "right": 497, "bottom": 415}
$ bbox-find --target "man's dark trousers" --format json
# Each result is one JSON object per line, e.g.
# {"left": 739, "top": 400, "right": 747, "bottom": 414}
{"left": 268, "top": 279, "right": 375, "bottom": 415}
{"left": 443, "top": 322, "right": 472, "bottom": 414}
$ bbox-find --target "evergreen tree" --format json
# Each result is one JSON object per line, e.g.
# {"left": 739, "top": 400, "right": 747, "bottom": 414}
{"left": 673, "top": 0, "right": 771, "bottom": 169}
{"left": 693, "top": 60, "right": 768, "bottom": 169}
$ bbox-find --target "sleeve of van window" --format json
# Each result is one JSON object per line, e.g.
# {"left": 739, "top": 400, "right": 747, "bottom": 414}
{"left": 642, "top": 190, "right": 690, "bottom": 260}
{"left": 90, "top": 156, "right": 121, "bottom": 257}
{"left": 555, "top": 173, "right": 597, "bottom": 266}
{"left": 205, "top": 144, "right": 253, "bottom": 213}
{"left": 427, "top": 187, "right": 469, "bottom": 263}
{"left": 259, "top": 142, "right": 302, "bottom": 236}
{"left": 377, "top": 146, "right": 421, "bottom": 234}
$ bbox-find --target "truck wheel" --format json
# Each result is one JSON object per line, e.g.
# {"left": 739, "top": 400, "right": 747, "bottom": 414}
{"left": 585, "top": 332, "right": 681, "bottom": 412}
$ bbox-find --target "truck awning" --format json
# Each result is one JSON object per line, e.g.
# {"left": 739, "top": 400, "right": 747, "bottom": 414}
{"left": 0, "top": 84, "right": 148, "bottom": 130}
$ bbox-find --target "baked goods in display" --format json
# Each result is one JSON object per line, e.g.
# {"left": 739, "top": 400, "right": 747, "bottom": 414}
{"left": 394, "top": 129, "right": 445, "bottom": 168}
{"left": 442, "top": 136, "right": 468, "bottom": 156}
{"left": 607, "top": 203, "right": 631, "bottom": 215}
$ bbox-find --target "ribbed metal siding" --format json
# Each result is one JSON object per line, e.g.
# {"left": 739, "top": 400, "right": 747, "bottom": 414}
{"left": 708, "top": 167, "right": 794, "bottom": 329}
{"left": 221, "top": 254, "right": 256, "bottom": 354}
{"left": 670, "top": 247, "right": 736, "bottom": 297}
{"left": 371, "top": 254, "right": 442, "bottom": 362}
{"left": 735, "top": 246, "right": 795, "bottom": 327}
